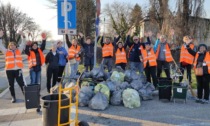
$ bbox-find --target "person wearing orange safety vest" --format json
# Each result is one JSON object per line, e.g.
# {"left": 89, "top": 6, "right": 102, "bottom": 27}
{"left": 66, "top": 34, "right": 82, "bottom": 78}
{"left": 140, "top": 42, "right": 158, "bottom": 88}
{"left": 113, "top": 35, "right": 128, "bottom": 70}
{"left": 98, "top": 36, "right": 114, "bottom": 72}
{"left": 154, "top": 35, "right": 173, "bottom": 79}
{"left": 187, "top": 44, "right": 210, "bottom": 104}
{"left": 25, "top": 33, "right": 46, "bottom": 85}
{"left": 0, "top": 30, "right": 26, "bottom": 103}
{"left": 179, "top": 36, "right": 196, "bottom": 83}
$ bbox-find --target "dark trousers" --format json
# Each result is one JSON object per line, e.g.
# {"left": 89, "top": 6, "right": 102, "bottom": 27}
{"left": 179, "top": 64, "right": 192, "bottom": 83}
{"left": 116, "top": 63, "right": 126, "bottom": 70}
{"left": 84, "top": 57, "right": 94, "bottom": 72}
{"left": 6, "top": 69, "right": 24, "bottom": 97}
{"left": 85, "top": 65, "right": 93, "bottom": 72}
{"left": 157, "top": 60, "right": 170, "bottom": 79}
{"left": 144, "top": 66, "right": 158, "bottom": 88}
{"left": 102, "top": 57, "right": 113, "bottom": 72}
{"left": 57, "top": 66, "right": 65, "bottom": 82}
{"left": 196, "top": 75, "right": 210, "bottom": 100}
{"left": 47, "top": 67, "right": 59, "bottom": 92}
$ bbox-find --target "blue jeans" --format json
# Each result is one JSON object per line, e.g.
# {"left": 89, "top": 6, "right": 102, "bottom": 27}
{"left": 70, "top": 61, "right": 79, "bottom": 78}
{"left": 30, "top": 68, "right": 41, "bottom": 84}
{"left": 130, "top": 61, "right": 144, "bottom": 74}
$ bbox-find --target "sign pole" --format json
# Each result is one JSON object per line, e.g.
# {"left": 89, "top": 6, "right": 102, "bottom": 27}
{"left": 64, "top": 0, "right": 70, "bottom": 77}
{"left": 94, "top": 13, "right": 97, "bottom": 67}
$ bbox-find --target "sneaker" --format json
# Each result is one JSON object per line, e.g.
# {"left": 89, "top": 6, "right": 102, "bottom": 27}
{"left": 201, "top": 99, "right": 209, "bottom": 104}
{"left": 11, "top": 96, "right": 16, "bottom": 103}
{"left": 195, "top": 98, "right": 202, "bottom": 103}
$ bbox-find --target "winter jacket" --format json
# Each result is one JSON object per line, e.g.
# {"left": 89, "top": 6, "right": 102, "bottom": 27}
{"left": 56, "top": 47, "right": 68, "bottom": 66}
{"left": 45, "top": 51, "right": 59, "bottom": 69}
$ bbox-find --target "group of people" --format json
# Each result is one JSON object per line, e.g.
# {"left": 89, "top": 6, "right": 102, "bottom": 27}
{"left": 0, "top": 28, "right": 209, "bottom": 104}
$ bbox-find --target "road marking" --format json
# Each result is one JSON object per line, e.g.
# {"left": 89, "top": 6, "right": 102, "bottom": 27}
{"left": 172, "top": 115, "right": 210, "bottom": 123}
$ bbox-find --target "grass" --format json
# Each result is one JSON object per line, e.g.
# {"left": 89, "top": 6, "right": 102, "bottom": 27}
{"left": 0, "top": 88, "right": 6, "bottom": 94}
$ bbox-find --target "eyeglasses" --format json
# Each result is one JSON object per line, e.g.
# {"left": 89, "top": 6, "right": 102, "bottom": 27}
{"left": 133, "top": 39, "right": 138, "bottom": 41}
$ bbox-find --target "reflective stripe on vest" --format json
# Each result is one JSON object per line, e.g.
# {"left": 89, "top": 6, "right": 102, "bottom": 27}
{"left": 142, "top": 48, "right": 157, "bottom": 68}
{"left": 102, "top": 43, "right": 113, "bottom": 57}
{"left": 68, "top": 45, "right": 81, "bottom": 61}
{"left": 28, "top": 49, "right": 45, "bottom": 68}
{"left": 156, "top": 43, "right": 173, "bottom": 62}
{"left": 194, "top": 52, "right": 210, "bottom": 74}
{"left": 180, "top": 44, "right": 195, "bottom": 64}
{"left": 115, "top": 48, "right": 127, "bottom": 64}
{"left": 5, "top": 49, "right": 23, "bottom": 69}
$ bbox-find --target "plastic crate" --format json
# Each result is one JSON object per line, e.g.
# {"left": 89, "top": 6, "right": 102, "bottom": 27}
{"left": 173, "top": 83, "right": 188, "bottom": 103}
{"left": 158, "top": 78, "right": 172, "bottom": 101}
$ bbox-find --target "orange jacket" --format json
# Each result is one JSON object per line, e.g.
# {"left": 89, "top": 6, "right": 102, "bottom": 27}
{"left": 156, "top": 43, "right": 173, "bottom": 62}
{"left": 5, "top": 49, "right": 23, "bottom": 69}
{"left": 28, "top": 48, "right": 45, "bottom": 68}
{"left": 102, "top": 43, "right": 113, "bottom": 57}
{"left": 68, "top": 45, "right": 81, "bottom": 61}
{"left": 193, "top": 52, "right": 210, "bottom": 74}
{"left": 115, "top": 48, "right": 127, "bottom": 64}
{"left": 141, "top": 48, "right": 157, "bottom": 68}
{"left": 180, "top": 44, "right": 195, "bottom": 65}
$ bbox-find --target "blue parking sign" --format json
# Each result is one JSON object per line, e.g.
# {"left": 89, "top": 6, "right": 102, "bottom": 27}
{"left": 57, "top": 0, "right": 77, "bottom": 35}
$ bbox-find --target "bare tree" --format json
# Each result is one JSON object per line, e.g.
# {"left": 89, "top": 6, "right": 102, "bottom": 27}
{"left": 103, "top": 1, "right": 132, "bottom": 40}
{"left": 0, "top": 3, "right": 38, "bottom": 46}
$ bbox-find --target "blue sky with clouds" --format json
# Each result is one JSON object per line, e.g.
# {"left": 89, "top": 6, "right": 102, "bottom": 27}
{"left": 2, "top": 0, "right": 210, "bottom": 40}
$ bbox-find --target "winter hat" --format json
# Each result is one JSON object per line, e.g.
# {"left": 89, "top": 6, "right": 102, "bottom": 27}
{"left": 145, "top": 41, "right": 151, "bottom": 45}
{"left": 198, "top": 43, "right": 207, "bottom": 51}
{"left": 31, "top": 42, "right": 38, "bottom": 47}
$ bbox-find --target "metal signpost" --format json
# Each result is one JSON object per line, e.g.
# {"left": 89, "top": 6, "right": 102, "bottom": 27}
{"left": 57, "top": 0, "right": 77, "bottom": 77}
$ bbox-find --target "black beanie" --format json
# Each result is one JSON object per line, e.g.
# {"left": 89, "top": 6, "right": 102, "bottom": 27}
{"left": 198, "top": 44, "right": 207, "bottom": 51}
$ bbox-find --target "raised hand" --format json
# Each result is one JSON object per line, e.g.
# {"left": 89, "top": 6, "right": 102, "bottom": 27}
{"left": 157, "top": 33, "right": 161, "bottom": 39}
{"left": 78, "top": 32, "right": 84, "bottom": 37}
{"left": 114, "top": 33, "right": 119, "bottom": 38}
{"left": 26, "top": 41, "right": 32, "bottom": 46}
{"left": 144, "top": 32, "right": 149, "bottom": 37}
{"left": 170, "top": 29, "right": 175, "bottom": 36}
{"left": 126, "top": 29, "right": 131, "bottom": 36}
{"left": 0, "top": 30, "right": 4, "bottom": 38}
{"left": 18, "top": 30, "right": 25, "bottom": 37}
{"left": 41, "top": 32, "right": 47, "bottom": 40}
{"left": 148, "top": 31, "right": 153, "bottom": 37}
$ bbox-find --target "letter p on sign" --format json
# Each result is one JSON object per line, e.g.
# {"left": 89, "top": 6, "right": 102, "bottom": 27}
{"left": 61, "top": 2, "right": 72, "bottom": 17}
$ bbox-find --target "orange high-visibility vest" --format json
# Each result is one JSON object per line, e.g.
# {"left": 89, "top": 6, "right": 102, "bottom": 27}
{"left": 141, "top": 48, "right": 157, "bottom": 68}
{"left": 115, "top": 48, "right": 127, "bottom": 64}
{"left": 180, "top": 44, "right": 195, "bottom": 65}
{"left": 156, "top": 43, "right": 173, "bottom": 62}
{"left": 28, "top": 48, "right": 45, "bottom": 68}
{"left": 68, "top": 45, "right": 81, "bottom": 61}
{"left": 128, "top": 45, "right": 134, "bottom": 58}
{"left": 5, "top": 49, "right": 23, "bottom": 70}
{"left": 102, "top": 43, "right": 113, "bottom": 57}
{"left": 193, "top": 52, "right": 210, "bottom": 74}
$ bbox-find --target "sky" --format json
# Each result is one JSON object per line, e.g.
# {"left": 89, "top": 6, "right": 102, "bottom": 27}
{"left": 2, "top": 0, "right": 210, "bottom": 40}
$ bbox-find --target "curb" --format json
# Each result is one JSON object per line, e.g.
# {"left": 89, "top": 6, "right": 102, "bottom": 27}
{"left": 0, "top": 87, "right": 9, "bottom": 98}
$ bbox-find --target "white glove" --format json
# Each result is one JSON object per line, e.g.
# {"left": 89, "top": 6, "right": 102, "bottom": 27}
{"left": 203, "top": 62, "right": 207, "bottom": 66}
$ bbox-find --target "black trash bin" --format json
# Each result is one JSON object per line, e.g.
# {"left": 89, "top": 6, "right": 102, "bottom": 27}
{"left": 24, "top": 84, "right": 41, "bottom": 112}
{"left": 158, "top": 77, "right": 172, "bottom": 101}
{"left": 41, "top": 94, "right": 69, "bottom": 126}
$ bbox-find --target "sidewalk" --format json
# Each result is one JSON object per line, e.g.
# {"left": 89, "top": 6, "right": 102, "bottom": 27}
{"left": 0, "top": 65, "right": 210, "bottom": 126}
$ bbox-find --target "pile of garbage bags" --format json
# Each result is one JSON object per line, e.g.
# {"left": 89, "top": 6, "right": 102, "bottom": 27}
{"left": 75, "top": 68, "right": 155, "bottom": 110}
